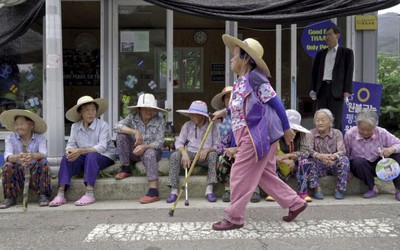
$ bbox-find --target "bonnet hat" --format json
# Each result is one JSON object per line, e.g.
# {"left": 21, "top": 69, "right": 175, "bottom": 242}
{"left": 127, "top": 93, "right": 167, "bottom": 112}
{"left": 66, "top": 96, "right": 108, "bottom": 122}
{"left": 211, "top": 86, "right": 233, "bottom": 110}
{"left": 286, "top": 109, "right": 310, "bottom": 134}
{"left": 0, "top": 109, "right": 47, "bottom": 134}
{"left": 177, "top": 100, "right": 209, "bottom": 118}
{"left": 222, "top": 34, "right": 271, "bottom": 77}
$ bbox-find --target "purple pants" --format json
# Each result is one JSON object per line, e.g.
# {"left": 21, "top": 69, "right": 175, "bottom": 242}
{"left": 225, "top": 127, "right": 305, "bottom": 225}
{"left": 350, "top": 153, "right": 400, "bottom": 190}
{"left": 116, "top": 133, "right": 161, "bottom": 181}
{"left": 58, "top": 152, "right": 114, "bottom": 190}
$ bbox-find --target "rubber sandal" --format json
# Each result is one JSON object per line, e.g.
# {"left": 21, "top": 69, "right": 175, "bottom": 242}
{"left": 166, "top": 194, "right": 177, "bottom": 203}
{"left": 49, "top": 195, "right": 67, "bottom": 207}
{"left": 0, "top": 198, "right": 16, "bottom": 209}
{"left": 205, "top": 193, "right": 217, "bottom": 202}
{"left": 265, "top": 195, "right": 275, "bottom": 202}
{"left": 75, "top": 195, "right": 96, "bottom": 206}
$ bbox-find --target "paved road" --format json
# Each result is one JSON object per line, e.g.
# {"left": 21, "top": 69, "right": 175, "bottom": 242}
{"left": 0, "top": 195, "right": 399, "bottom": 250}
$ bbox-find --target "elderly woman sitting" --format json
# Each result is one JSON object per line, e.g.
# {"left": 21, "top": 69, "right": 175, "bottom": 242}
{"left": 166, "top": 100, "right": 220, "bottom": 203}
{"left": 49, "top": 96, "right": 116, "bottom": 207}
{"left": 0, "top": 109, "right": 51, "bottom": 209}
{"left": 113, "top": 93, "right": 166, "bottom": 204}
{"left": 299, "top": 109, "right": 350, "bottom": 200}
{"left": 344, "top": 109, "right": 400, "bottom": 201}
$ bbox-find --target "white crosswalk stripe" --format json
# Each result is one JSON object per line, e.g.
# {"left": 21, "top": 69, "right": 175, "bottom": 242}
{"left": 84, "top": 218, "right": 399, "bottom": 242}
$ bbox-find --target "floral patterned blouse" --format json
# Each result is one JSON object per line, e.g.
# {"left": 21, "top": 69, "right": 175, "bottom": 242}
{"left": 113, "top": 112, "right": 165, "bottom": 150}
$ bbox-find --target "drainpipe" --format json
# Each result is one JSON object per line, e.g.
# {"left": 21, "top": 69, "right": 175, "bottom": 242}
{"left": 44, "top": 0, "right": 65, "bottom": 172}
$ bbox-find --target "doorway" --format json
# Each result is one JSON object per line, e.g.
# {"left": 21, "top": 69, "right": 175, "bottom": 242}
{"left": 112, "top": 0, "right": 167, "bottom": 125}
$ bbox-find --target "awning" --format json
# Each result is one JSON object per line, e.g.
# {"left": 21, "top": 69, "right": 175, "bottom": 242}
{"left": 0, "top": 0, "right": 44, "bottom": 48}
{"left": 144, "top": 0, "right": 400, "bottom": 23}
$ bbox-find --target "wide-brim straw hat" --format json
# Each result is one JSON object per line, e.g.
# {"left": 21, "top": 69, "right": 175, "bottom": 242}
{"left": 222, "top": 34, "right": 271, "bottom": 77}
{"left": 286, "top": 109, "right": 310, "bottom": 134}
{"left": 128, "top": 93, "right": 166, "bottom": 112}
{"left": 66, "top": 96, "right": 108, "bottom": 122}
{"left": 177, "top": 100, "right": 209, "bottom": 118}
{"left": 0, "top": 109, "right": 47, "bottom": 134}
{"left": 211, "top": 86, "right": 233, "bottom": 110}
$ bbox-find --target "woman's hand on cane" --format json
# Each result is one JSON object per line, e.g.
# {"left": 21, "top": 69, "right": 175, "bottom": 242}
{"left": 212, "top": 109, "right": 227, "bottom": 121}
{"left": 180, "top": 151, "right": 191, "bottom": 169}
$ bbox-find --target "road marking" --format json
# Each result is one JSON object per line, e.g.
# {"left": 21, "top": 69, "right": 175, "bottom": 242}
{"left": 84, "top": 218, "right": 399, "bottom": 242}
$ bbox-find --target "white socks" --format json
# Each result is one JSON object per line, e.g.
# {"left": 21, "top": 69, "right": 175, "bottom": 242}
{"left": 85, "top": 190, "right": 94, "bottom": 198}
{"left": 170, "top": 188, "right": 178, "bottom": 195}
{"left": 57, "top": 189, "right": 65, "bottom": 198}
{"left": 205, "top": 184, "right": 214, "bottom": 195}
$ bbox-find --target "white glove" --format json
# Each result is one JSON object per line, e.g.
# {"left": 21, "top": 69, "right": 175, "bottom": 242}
{"left": 309, "top": 90, "right": 317, "bottom": 101}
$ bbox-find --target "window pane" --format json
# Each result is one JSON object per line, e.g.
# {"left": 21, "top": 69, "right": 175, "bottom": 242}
{"left": 156, "top": 47, "right": 203, "bottom": 92}
{"left": 118, "top": 29, "right": 166, "bottom": 119}
{"left": 0, "top": 28, "right": 43, "bottom": 131}
{"left": 62, "top": 1, "right": 100, "bottom": 135}
{"left": 181, "top": 49, "right": 202, "bottom": 90}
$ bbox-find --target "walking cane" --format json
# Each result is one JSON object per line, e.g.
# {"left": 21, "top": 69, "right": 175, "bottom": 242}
{"left": 183, "top": 142, "right": 190, "bottom": 206}
{"left": 21, "top": 151, "right": 30, "bottom": 212}
{"left": 184, "top": 168, "right": 189, "bottom": 206}
{"left": 22, "top": 164, "right": 30, "bottom": 212}
{"left": 169, "top": 116, "right": 214, "bottom": 217}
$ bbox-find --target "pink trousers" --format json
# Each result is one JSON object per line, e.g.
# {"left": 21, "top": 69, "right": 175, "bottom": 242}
{"left": 225, "top": 127, "right": 306, "bottom": 225}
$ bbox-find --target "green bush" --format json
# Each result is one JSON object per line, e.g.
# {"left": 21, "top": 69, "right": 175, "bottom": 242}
{"left": 378, "top": 54, "right": 400, "bottom": 137}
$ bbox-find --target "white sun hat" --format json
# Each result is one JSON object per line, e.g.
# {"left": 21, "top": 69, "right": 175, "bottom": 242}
{"left": 127, "top": 93, "right": 167, "bottom": 112}
{"left": 286, "top": 109, "right": 310, "bottom": 134}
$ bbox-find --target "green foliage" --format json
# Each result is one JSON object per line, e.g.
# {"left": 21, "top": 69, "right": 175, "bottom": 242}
{"left": 377, "top": 54, "right": 400, "bottom": 137}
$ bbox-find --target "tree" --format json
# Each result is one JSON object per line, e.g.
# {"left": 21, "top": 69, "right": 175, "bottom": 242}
{"left": 377, "top": 54, "right": 400, "bottom": 137}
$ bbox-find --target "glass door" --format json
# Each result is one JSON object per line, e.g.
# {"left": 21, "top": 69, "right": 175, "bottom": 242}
{"left": 112, "top": 0, "right": 167, "bottom": 125}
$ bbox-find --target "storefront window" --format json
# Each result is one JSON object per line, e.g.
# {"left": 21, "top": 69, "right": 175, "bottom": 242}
{"left": 156, "top": 47, "right": 203, "bottom": 92}
{"left": 0, "top": 28, "right": 43, "bottom": 131}
{"left": 62, "top": 1, "right": 100, "bottom": 135}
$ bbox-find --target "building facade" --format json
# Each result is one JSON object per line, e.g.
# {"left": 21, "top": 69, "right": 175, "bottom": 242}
{"left": 0, "top": 0, "right": 378, "bottom": 169}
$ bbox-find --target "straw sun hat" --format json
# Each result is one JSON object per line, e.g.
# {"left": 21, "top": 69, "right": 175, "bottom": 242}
{"left": 0, "top": 109, "right": 47, "bottom": 134}
{"left": 177, "top": 100, "right": 209, "bottom": 118}
{"left": 286, "top": 109, "right": 310, "bottom": 134}
{"left": 66, "top": 96, "right": 108, "bottom": 122}
{"left": 222, "top": 34, "right": 271, "bottom": 77}
{"left": 128, "top": 93, "right": 166, "bottom": 112}
{"left": 211, "top": 86, "right": 233, "bottom": 110}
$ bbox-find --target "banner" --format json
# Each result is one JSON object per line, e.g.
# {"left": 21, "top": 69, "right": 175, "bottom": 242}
{"left": 342, "top": 81, "right": 382, "bottom": 134}
{"left": 301, "top": 20, "right": 342, "bottom": 58}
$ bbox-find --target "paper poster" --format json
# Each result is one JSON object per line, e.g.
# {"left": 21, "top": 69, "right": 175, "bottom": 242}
{"left": 120, "top": 31, "right": 149, "bottom": 52}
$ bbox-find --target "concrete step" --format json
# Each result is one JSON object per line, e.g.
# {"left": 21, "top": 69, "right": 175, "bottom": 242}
{"left": 0, "top": 173, "right": 395, "bottom": 203}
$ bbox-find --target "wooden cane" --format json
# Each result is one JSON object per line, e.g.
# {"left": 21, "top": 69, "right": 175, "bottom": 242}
{"left": 22, "top": 164, "right": 30, "bottom": 212}
{"left": 21, "top": 147, "right": 30, "bottom": 212}
{"left": 169, "top": 118, "right": 214, "bottom": 216}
